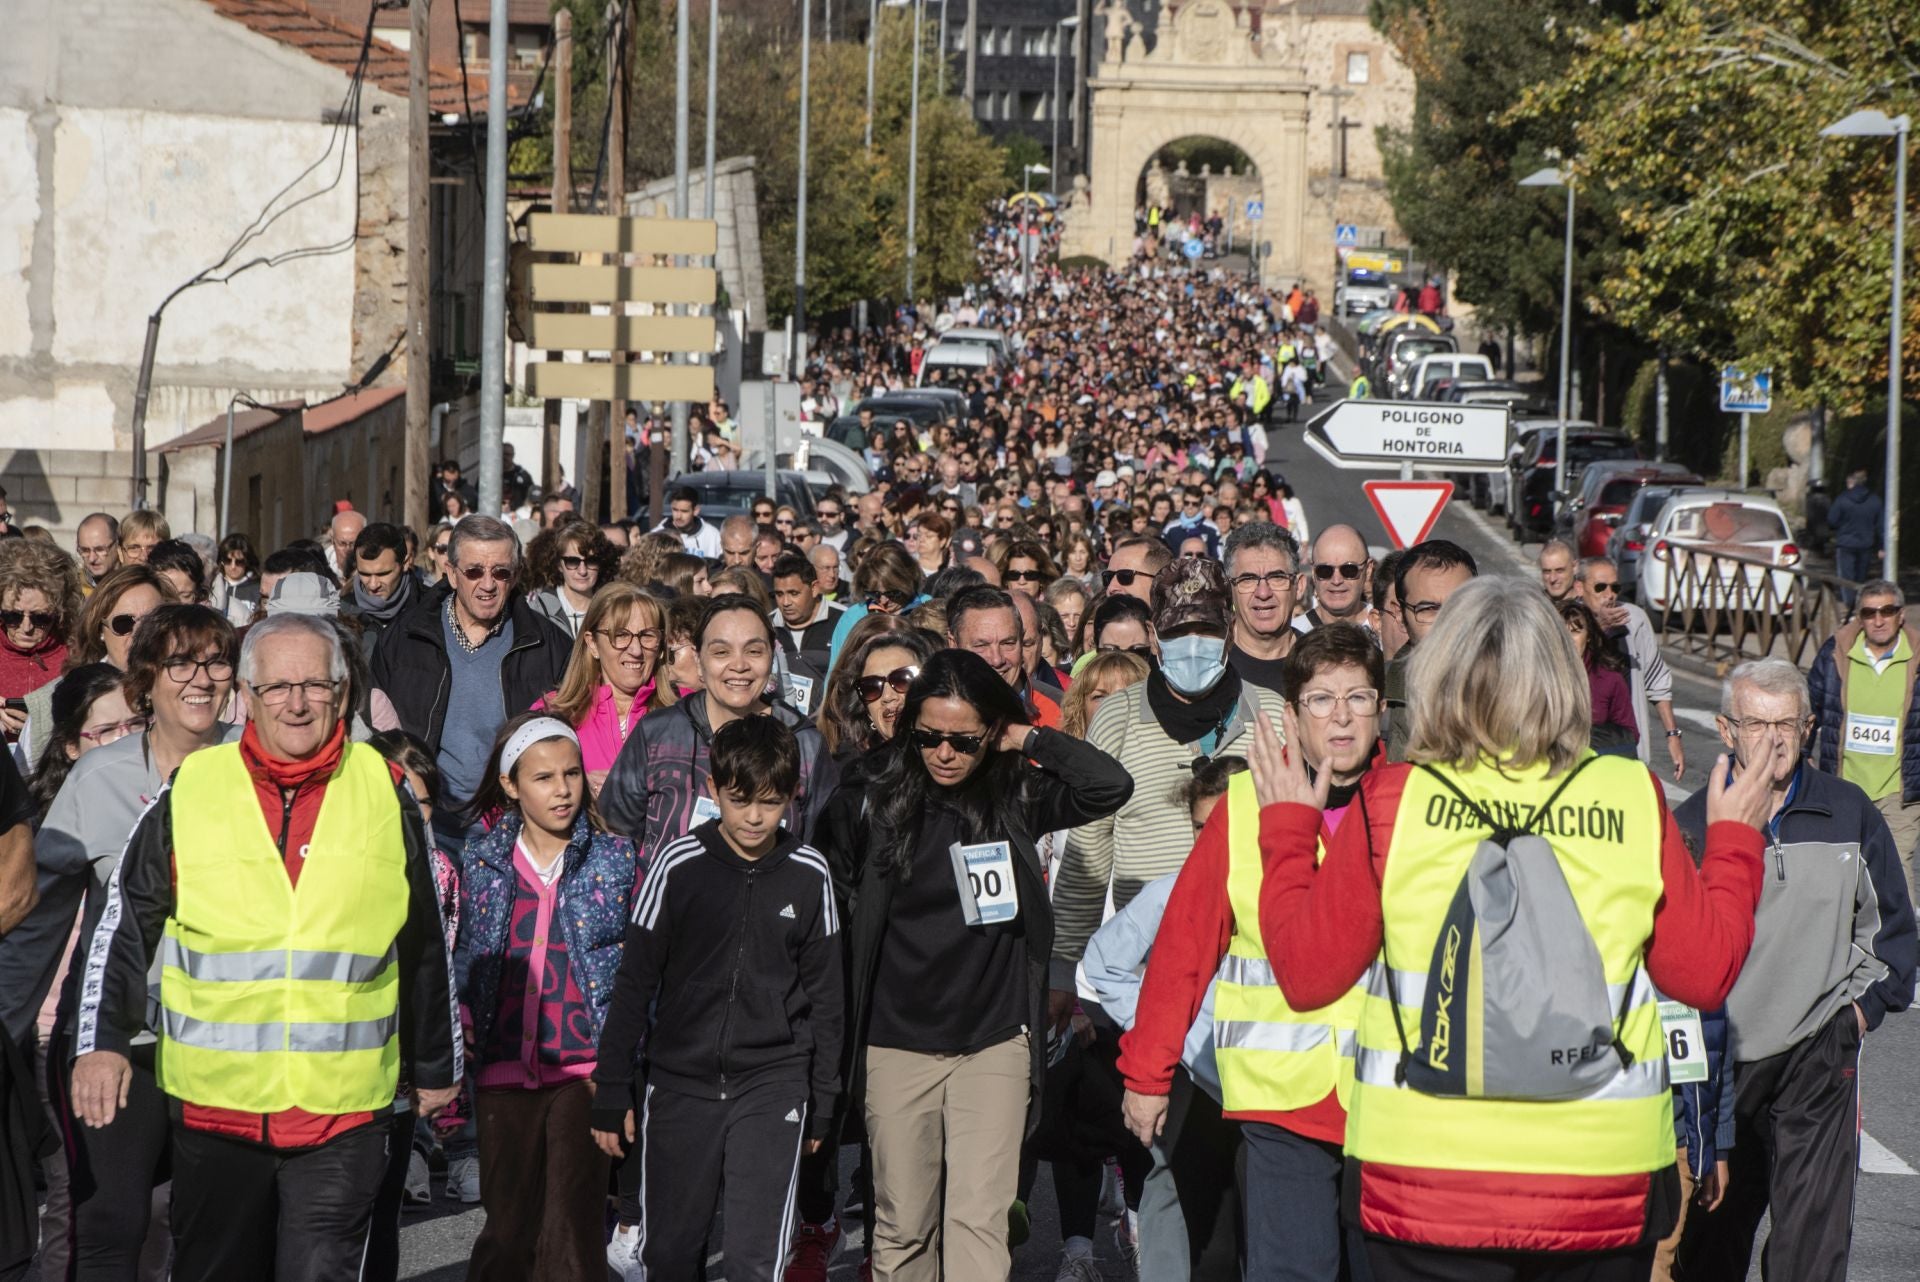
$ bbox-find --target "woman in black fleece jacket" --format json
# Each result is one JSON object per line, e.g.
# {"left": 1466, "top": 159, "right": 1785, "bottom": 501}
{"left": 813, "top": 649, "right": 1132, "bottom": 1280}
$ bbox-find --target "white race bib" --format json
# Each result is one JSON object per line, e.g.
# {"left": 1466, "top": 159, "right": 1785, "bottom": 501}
{"left": 1845, "top": 712, "right": 1898, "bottom": 757}
{"left": 690, "top": 795, "right": 722, "bottom": 829}
{"left": 949, "top": 841, "right": 1019, "bottom": 926}
{"left": 1658, "top": 1001, "right": 1708, "bottom": 1085}
{"left": 787, "top": 674, "right": 815, "bottom": 715}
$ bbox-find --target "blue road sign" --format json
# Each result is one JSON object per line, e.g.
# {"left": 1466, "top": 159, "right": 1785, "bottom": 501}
{"left": 1246, "top": 199, "right": 1265, "bottom": 222}
{"left": 1719, "top": 366, "right": 1773, "bottom": 414}
{"left": 1335, "top": 224, "right": 1359, "bottom": 247}
{"left": 1182, "top": 238, "right": 1204, "bottom": 260}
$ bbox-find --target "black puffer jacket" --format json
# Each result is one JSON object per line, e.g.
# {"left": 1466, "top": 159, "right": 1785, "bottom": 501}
{"left": 368, "top": 586, "right": 573, "bottom": 753}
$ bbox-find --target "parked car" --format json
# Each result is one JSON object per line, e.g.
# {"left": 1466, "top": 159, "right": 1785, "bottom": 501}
{"left": 937, "top": 326, "right": 1011, "bottom": 362}
{"left": 1607, "top": 483, "right": 1699, "bottom": 601}
{"left": 1404, "top": 353, "right": 1495, "bottom": 401}
{"left": 1560, "top": 462, "right": 1702, "bottom": 557}
{"left": 1509, "top": 428, "right": 1639, "bottom": 542}
{"left": 1636, "top": 491, "right": 1801, "bottom": 615}
{"left": 826, "top": 395, "right": 948, "bottom": 450}
{"left": 1374, "top": 331, "right": 1457, "bottom": 397}
{"left": 660, "top": 470, "right": 818, "bottom": 523}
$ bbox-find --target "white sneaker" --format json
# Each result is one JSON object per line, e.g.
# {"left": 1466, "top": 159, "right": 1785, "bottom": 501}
{"left": 1097, "top": 1158, "right": 1125, "bottom": 1218}
{"left": 445, "top": 1154, "right": 481, "bottom": 1204}
{"left": 402, "top": 1149, "right": 431, "bottom": 1206}
{"left": 607, "top": 1223, "right": 643, "bottom": 1281}
{"left": 1054, "top": 1251, "right": 1102, "bottom": 1282}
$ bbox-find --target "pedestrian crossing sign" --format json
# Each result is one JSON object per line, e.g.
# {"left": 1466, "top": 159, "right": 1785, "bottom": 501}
{"left": 1246, "top": 199, "right": 1264, "bottom": 222}
{"left": 1335, "top": 224, "right": 1359, "bottom": 247}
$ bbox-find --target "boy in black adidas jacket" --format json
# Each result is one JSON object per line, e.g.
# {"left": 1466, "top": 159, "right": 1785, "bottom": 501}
{"left": 592, "top": 716, "right": 845, "bottom": 1280}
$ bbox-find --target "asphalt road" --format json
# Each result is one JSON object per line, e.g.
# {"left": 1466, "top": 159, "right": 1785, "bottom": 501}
{"left": 394, "top": 388, "right": 1919, "bottom": 1280}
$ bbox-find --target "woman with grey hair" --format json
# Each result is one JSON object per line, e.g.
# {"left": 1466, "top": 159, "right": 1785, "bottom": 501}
{"left": 1247, "top": 575, "right": 1775, "bottom": 1281}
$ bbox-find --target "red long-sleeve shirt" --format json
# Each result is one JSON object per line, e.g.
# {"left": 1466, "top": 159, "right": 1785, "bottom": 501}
{"left": 1117, "top": 798, "right": 1345, "bottom": 1144}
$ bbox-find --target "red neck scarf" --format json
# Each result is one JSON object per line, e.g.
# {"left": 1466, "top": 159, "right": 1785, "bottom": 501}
{"left": 240, "top": 719, "right": 348, "bottom": 790}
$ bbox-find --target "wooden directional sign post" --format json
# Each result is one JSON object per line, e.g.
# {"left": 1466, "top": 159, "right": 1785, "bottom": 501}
{"left": 1304, "top": 398, "right": 1510, "bottom": 546}
{"left": 521, "top": 212, "right": 719, "bottom": 516}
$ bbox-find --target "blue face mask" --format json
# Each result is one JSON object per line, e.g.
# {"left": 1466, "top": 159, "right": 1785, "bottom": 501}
{"left": 1160, "top": 633, "right": 1228, "bottom": 697}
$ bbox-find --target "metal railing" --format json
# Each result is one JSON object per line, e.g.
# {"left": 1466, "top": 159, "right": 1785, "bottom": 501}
{"left": 1650, "top": 543, "right": 1856, "bottom": 670}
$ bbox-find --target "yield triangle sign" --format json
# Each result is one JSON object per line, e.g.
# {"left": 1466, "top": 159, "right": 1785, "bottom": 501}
{"left": 1363, "top": 480, "right": 1454, "bottom": 550}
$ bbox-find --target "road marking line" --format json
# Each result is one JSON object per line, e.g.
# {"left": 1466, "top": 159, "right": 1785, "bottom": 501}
{"left": 1860, "top": 1131, "right": 1916, "bottom": 1175}
{"left": 1673, "top": 707, "right": 1721, "bottom": 733}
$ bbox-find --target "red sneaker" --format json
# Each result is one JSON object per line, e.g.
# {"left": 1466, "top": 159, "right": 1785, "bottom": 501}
{"left": 782, "top": 1219, "right": 841, "bottom": 1281}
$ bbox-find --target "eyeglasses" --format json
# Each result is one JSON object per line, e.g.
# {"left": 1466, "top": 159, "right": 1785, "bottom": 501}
{"left": 856, "top": 666, "right": 920, "bottom": 702}
{"left": 1859, "top": 604, "right": 1904, "bottom": 621}
{"left": 164, "top": 656, "right": 235, "bottom": 684}
{"left": 248, "top": 679, "right": 342, "bottom": 707}
{"left": 559, "top": 555, "right": 589, "bottom": 571}
{"left": 910, "top": 727, "right": 985, "bottom": 755}
{"left": 1005, "top": 568, "right": 1047, "bottom": 583}
{"left": 775, "top": 516, "right": 794, "bottom": 528}
{"left": 1313, "top": 562, "right": 1366, "bottom": 582}
{"left": 817, "top": 508, "right": 842, "bottom": 520}
{"left": 1231, "top": 570, "right": 1295, "bottom": 595}
{"left": 1721, "top": 714, "right": 1810, "bottom": 737}
{"left": 596, "top": 627, "right": 662, "bottom": 651}
{"left": 1102, "top": 568, "right": 1145, "bottom": 589}
{"left": 1587, "top": 581, "right": 1621, "bottom": 595}
{"left": 221, "top": 554, "right": 249, "bottom": 567}
{"left": 79, "top": 716, "right": 149, "bottom": 744}
{"left": 107, "top": 611, "right": 149, "bottom": 637}
{"left": 1404, "top": 601, "right": 1445, "bottom": 622}
{"left": 0, "top": 609, "right": 58, "bottom": 632}
{"left": 1297, "top": 690, "right": 1380, "bottom": 718}
{"left": 458, "top": 564, "right": 515, "bottom": 583}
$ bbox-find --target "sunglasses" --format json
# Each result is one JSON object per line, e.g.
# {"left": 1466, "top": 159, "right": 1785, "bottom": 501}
{"left": 1859, "top": 604, "right": 1904, "bottom": 621}
{"left": 1313, "top": 562, "right": 1365, "bottom": 582}
{"left": 1099, "top": 642, "right": 1155, "bottom": 658}
{"left": 458, "top": 564, "right": 515, "bottom": 583}
{"left": 1005, "top": 568, "right": 1047, "bottom": 583}
{"left": 431, "top": 542, "right": 451, "bottom": 555}
{"left": 0, "top": 609, "right": 58, "bottom": 632}
{"left": 910, "top": 727, "right": 985, "bottom": 755}
{"left": 1102, "top": 568, "right": 1145, "bottom": 589}
{"left": 559, "top": 555, "right": 589, "bottom": 570}
{"left": 856, "top": 666, "right": 920, "bottom": 702}
{"left": 864, "top": 589, "right": 912, "bottom": 610}
{"left": 1587, "top": 582, "right": 1621, "bottom": 595}
{"left": 107, "top": 611, "right": 148, "bottom": 637}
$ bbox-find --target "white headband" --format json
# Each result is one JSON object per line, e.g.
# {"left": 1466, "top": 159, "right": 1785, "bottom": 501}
{"left": 500, "top": 717, "right": 579, "bottom": 777}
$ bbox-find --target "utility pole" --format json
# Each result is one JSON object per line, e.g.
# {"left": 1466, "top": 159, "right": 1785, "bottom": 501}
{"left": 478, "top": 0, "right": 510, "bottom": 518}
{"left": 792, "top": 0, "right": 812, "bottom": 404}
{"left": 904, "top": 0, "right": 924, "bottom": 303}
{"left": 963, "top": 0, "right": 976, "bottom": 104}
{"left": 543, "top": 9, "right": 573, "bottom": 505}
{"left": 865, "top": 0, "right": 879, "bottom": 151}
{"left": 405, "top": 0, "right": 432, "bottom": 533}
{"left": 608, "top": 0, "right": 630, "bottom": 520}
{"left": 665, "top": 0, "right": 691, "bottom": 493}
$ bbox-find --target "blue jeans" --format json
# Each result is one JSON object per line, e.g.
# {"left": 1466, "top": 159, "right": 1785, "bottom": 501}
{"left": 1242, "top": 1122, "right": 1347, "bottom": 1282}
{"left": 1836, "top": 546, "right": 1879, "bottom": 603}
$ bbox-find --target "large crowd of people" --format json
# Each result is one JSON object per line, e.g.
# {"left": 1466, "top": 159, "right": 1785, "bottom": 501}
{"left": 0, "top": 201, "right": 1912, "bottom": 1282}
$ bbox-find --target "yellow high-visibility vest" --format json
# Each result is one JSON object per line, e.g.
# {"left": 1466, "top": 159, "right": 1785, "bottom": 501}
{"left": 158, "top": 742, "right": 409, "bottom": 1115}
{"left": 1347, "top": 756, "right": 1673, "bottom": 1176}
{"left": 1214, "top": 774, "right": 1367, "bottom": 1114}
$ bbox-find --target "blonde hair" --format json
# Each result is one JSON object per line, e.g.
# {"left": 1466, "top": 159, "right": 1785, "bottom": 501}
{"left": 1404, "top": 576, "right": 1590, "bottom": 777}
{"left": 546, "top": 584, "right": 676, "bottom": 725}
{"left": 1061, "top": 650, "right": 1151, "bottom": 738}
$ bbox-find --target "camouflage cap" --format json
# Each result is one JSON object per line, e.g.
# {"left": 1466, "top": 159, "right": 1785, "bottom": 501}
{"left": 1151, "top": 555, "right": 1230, "bottom": 635}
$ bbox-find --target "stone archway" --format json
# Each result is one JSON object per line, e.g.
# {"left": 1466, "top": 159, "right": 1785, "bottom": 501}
{"left": 1062, "top": 1, "right": 1312, "bottom": 284}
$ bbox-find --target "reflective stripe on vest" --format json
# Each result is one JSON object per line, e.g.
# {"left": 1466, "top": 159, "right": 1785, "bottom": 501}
{"left": 1212, "top": 774, "right": 1366, "bottom": 1115}
{"left": 158, "top": 743, "right": 409, "bottom": 1116}
{"left": 1346, "top": 756, "right": 1673, "bottom": 1177}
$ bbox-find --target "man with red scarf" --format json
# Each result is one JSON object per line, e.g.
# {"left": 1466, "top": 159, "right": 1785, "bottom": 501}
{"left": 70, "top": 613, "right": 460, "bottom": 1281}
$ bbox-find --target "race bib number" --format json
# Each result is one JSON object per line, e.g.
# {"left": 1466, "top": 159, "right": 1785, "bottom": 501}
{"left": 1658, "top": 1001, "right": 1708, "bottom": 1085}
{"left": 690, "top": 795, "right": 722, "bottom": 830}
{"left": 948, "top": 841, "right": 1019, "bottom": 926}
{"left": 1845, "top": 712, "right": 1898, "bottom": 757}
{"left": 787, "top": 674, "right": 815, "bottom": 715}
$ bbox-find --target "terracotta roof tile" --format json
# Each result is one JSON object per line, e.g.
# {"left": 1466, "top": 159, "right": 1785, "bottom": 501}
{"left": 201, "top": 0, "right": 507, "bottom": 115}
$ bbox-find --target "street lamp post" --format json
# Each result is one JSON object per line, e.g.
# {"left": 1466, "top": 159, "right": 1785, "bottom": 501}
{"left": 1021, "top": 162, "right": 1049, "bottom": 295}
{"left": 1050, "top": 15, "right": 1080, "bottom": 194}
{"left": 1823, "top": 109, "right": 1911, "bottom": 576}
{"left": 865, "top": 0, "right": 879, "bottom": 150}
{"left": 1520, "top": 165, "right": 1576, "bottom": 518}
{"left": 904, "top": 0, "right": 924, "bottom": 302}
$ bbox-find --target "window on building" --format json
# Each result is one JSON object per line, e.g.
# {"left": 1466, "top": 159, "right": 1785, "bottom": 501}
{"left": 1022, "top": 28, "right": 1057, "bottom": 57}
{"left": 1346, "top": 51, "right": 1371, "bottom": 84}
{"left": 1020, "top": 91, "right": 1045, "bottom": 122}
{"left": 976, "top": 92, "right": 997, "bottom": 122}
{"left": 998, "top": 26, "right": 1014, "bottom": 56}
{"left": 511, "top": 28, "right": 543, "bottom": 66}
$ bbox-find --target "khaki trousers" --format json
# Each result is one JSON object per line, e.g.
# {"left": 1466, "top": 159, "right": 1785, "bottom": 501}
{"left": 1872, "top": 792, "right": 1920, "bottom": 904}
{"left": 1652, "top": 1146, "right": 1695, "bottom": 1282}
{"left": 864, "top": 1034, "right": 1029, "bottom": 1282}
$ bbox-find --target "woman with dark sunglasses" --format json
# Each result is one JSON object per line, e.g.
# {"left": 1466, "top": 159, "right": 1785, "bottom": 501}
{"left": 815, "top": 623, "right": 936, "bottom": 764}
{"left": 66, "top": 564, "right": 176, "bottom": 672}
{"left": 0, "top": 538, "right": 84, "bottom": 757}
{"left": 815, "top": 650, "right": 1132, "bottom": 1281}
{"left": 210, "top": 532, "right": 261, "bottom": 628}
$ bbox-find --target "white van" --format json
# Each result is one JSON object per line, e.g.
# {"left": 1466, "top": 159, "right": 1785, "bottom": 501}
{"left": 916, "top": 342, "right": 995, "bottom": 387}
{"left": 1401, "top": 352, "right": 1494, "bottom": 400}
